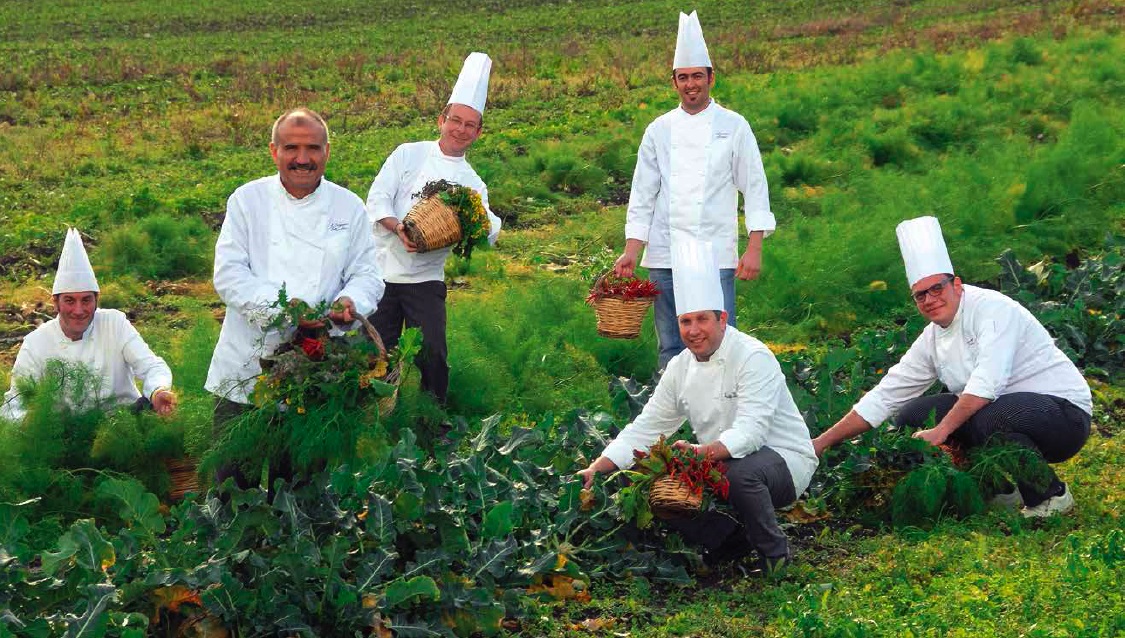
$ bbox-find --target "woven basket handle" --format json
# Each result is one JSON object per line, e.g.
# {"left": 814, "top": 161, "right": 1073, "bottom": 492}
{"left": 354, "top": 312, "right": 388, "bottom": 359}
{"left": 591, "top": 268, "right": 617, "bottom": 295}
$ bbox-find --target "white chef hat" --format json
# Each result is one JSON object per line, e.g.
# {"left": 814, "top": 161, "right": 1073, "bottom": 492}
{"left": 896, "top": 216, "right": 955, "bottom": 287}
{"left": 53, "top": 228, "right": 99, "bottom": 295}
{"left": 447, "top": 52, "right": 491, "bottom": 115}
{"left": 672, "top": 239, "right": 724, "bottom": 316}
{"left": 673, "top": 11, "right": 713, "bottom": 70}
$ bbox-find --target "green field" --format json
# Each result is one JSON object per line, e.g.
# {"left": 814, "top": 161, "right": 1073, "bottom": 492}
{"left": 1, "top": 0, "right": 1123, "bottom": 636}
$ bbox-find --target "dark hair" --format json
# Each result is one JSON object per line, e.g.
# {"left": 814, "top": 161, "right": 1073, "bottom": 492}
{"left": 671, "top": 67, "right": 714, "bottom": 79}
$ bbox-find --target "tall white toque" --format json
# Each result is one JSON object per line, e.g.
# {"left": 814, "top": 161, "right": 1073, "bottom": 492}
{"left": 53, "top": 228, "right": 100, "bottom": 295}
{"left": 447, "top": 52, "right": 492, "bottom": 115}
{"left": 673, "top": 10, "right": 712, "bottom": 70}
{"left": 896, "top": 216, "right": 955, "bottom": 287}
{"left": 672, "top": 238, "right": 725, "bottom": 316}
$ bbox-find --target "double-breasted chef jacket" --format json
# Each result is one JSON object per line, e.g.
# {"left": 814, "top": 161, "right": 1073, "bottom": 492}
{"left": 205, "top": 175, "right": 384, "bottom": 404}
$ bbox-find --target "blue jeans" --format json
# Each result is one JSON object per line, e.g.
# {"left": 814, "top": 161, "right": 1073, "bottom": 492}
{"left": 648, "top": 267, "right": 737, "bottom": 370}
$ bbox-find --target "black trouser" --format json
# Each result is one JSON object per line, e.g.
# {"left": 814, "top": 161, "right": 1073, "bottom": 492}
{"left": 665, "top": 446, "right": 797, "bottom": 560}
{"left": 212, "top": 396, "right": 295, "bottom": 497}
{"left": 895, "top": 392, "right": 1090, "bottom": 507}
{"left": 370, "top": 280, "right": 449, "bottom": 405}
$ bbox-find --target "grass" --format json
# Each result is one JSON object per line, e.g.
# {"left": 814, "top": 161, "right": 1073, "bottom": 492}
{"left": 0, "top": 0, "right": 1123, "bottom": 635}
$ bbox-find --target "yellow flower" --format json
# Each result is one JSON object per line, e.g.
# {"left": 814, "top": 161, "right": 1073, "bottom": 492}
{"left": 297, "top": 406, "right": 306, "bottom": 415}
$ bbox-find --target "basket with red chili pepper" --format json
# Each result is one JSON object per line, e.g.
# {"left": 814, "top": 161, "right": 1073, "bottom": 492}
{"left": 612, "top": 435, "right": 731, "bottom": 529}
{"left": 586, "top": 272, "right": 660, "bottom": 339}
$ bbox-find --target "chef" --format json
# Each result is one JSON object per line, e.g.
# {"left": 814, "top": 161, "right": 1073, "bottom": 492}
{"left": 205, "top": 107, "right": 383, "bottom": 487}
{"left": 812, "top": 216, "right": 1092, "bottom": 518}
{"left": 580, "top": 240, "right": 817, "bottom": 575}
{"left": 613, "top": 11, "right": 774, "bottom": 370}
{"left": 365, "top": 52, "right": 502, "bottom": 405}
{"left": 2, "top": 228, "right": 176, "bottom": 420}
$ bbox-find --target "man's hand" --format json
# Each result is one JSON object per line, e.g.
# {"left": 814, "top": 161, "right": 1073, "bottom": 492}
{"left": 289, "top": 297, "right": 325, "bottom": 330}
{"left": 576, "top": 456, "right": 619, "bottom": 489}
{"left": 378, "top": 217, "right": 418, "bottom": 252}
{"left": 672, "top": 439, "right": 699, "bottom": 455}
{"left": 328, "top": 296, "right": 356, "bottom": 325}
{"left": 812, "top": 435, "right": 830, "bottom": 458}
{"left": 151, "top": 388, "right": 177, "bottom": 416}
{"left": 613, "top": 253, "right": 636, "bottom": 278}
{"left": 396, "top": 223, "right": 418, "bottom": 252}
{"left": 912, "top": 427, "right": 949, "bottom": 446}
{"left": 672, "top": 439, "right": 731, "bottom": 460}
{"left": 735, "top": 244, "right": 762, "bottom": 281}
{"left": 577, "top": 466, "right": 599, "bottom": 490}
{"left": 613, "top": 239, "right": 646, "bottom": 278}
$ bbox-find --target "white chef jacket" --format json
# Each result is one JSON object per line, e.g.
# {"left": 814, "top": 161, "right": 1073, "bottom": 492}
{"left": 853, "top": 285, "right": 1093, "bottom": 426}
{"left": 601, "top": 326, "right": 819, "bottom": 495}
{"left": 205, "top": 175, "right": 384, "bottom": 404}
{"left": 366, "top": 141, "right": 502, "bottom": 284}
{"left": 625, "top": 101, "right": 774, "bottom": 270}
{"left": 1, "top": 309, "right": 173, "bottom": 420}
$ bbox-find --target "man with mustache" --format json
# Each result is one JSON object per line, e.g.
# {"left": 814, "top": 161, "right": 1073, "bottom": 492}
{"left": 365, "top": 53, "right": 502, "bottom": 405}
{"left": 614, "top": 11, "right": 773, "bottom": 371}
{"left": 2, "top": 229, "right": 176, "bottom": 420}
{"left": 206, "top": 107, "right": 383, "bottom": 488}
{"left": 812, "top": 217, "right": 1092, "bottom": 518}
{"left": 580, "top": 241, "right": 817, "bottom": 576}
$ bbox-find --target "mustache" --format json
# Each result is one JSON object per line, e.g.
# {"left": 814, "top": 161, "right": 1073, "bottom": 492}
{"left": 288, "top": 161, "right": 318, "bottom": 171}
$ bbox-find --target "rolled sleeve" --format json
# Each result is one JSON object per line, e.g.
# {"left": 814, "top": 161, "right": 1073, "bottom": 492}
{"left": 119, "top": 323, "right": 173, "bottom": 400}
{"left": 717, "top": 350, "right": 779, "bottom": 458}
{"left": 336, "top": 204, "right": 385, "bottom": 316}
{"left": 601, "top": 372, "right": 685, "bottom": 469}
{"left": 481, "top": 184, "right": 502, "bottom": 246}
{"left": 853, "top": 334, "right": 939, "bottom": 427}
{"left": 732, "top": 121, "right": 775, "bottom": 237}
{"left": 624, "top": 129, "right": 660, "bottom": 242}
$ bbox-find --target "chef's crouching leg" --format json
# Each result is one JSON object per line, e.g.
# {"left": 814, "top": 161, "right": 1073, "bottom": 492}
{"left": 724, "top": 446, "right": 796, "bottom": 563}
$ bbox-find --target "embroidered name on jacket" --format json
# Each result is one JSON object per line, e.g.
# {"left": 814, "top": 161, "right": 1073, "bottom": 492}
{"left": 328, "top": 220, "right": 349, "bottom": 231}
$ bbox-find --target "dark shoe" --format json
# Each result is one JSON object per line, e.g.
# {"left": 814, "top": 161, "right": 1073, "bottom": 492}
{"left": 754, "top": 552, "right": 793, "bottom": 580}
{"left": 701, "top": 537, "right": 753, "bottom": 567}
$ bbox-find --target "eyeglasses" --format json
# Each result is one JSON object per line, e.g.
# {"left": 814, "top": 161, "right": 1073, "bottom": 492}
{"left": 911, "top": 275, "right": 954, "bottom": 304}
{"left": 445, "top": 115, "right": 480, "bottom": 132}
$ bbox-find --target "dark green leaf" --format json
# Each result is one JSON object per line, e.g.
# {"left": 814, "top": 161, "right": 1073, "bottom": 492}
{"left": 482, "top": 501, "right": 515, "bottom": 539}
{"left": 95, "top": 478, "right": 166, "bottom": 537}
{"left": 384, "top": 575, "right": 441, "bottom": 608}
{"left": 498, "top": 426, "right": 542, "bottom": 456}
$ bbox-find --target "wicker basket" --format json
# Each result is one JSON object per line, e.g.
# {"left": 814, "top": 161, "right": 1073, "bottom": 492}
{"left": 593, "top": 296, "right": 654, "bottom": 339}
{"left": 356, "top": 313, "right": 402, "bottom": 417}
{"left": 402, "top": 196, "right": 462, "bottom": 253}
{"left": 165, "top": 457, "right": 200, "bottom": 503}
{"left": 649, "top": 475, "right": 702, "bottom": 520}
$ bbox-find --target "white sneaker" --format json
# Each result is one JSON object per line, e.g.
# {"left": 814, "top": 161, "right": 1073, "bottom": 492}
{"left": 989, "top": 489, "right": 1023, "bottom": 511}
{"left": 1021, "top": 485, "right": 1075, "bottom": 518}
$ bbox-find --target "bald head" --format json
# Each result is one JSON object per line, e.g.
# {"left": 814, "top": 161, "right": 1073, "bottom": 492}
{"left": 271, "top": 108, "right": 330, "bottom": 146}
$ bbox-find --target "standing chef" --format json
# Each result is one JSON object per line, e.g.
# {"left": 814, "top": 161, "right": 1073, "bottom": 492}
{"left": 812, "top": 217, "right": 1092, "bottom": 518}
{"left": 613, "top": 11, "right": 774, "bottom": 370}
{"left": 365, "top": 52, "right": 502, "bottom": 405}
{"left": 2, "top": 229, "right": 176, "bottom": 420}
{"left": 580, "top": 240, "right": 817, "bottom": 575}
{"left": 205, "top": 107, "right": 384, "bottom": 488}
